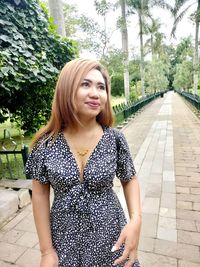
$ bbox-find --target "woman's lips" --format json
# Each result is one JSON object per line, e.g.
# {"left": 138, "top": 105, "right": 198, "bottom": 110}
{"left": 85, "top": 101, "right": 100, "bottom": 108}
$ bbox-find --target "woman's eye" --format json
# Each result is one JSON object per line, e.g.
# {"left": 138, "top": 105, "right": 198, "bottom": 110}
{"left": 81, "top": 82, "right": 90, "bottom": 88}
{"left": 99, "top": 85, "right": 106, "bottom": 90}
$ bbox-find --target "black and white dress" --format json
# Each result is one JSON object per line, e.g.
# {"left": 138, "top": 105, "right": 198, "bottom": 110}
{"left": 25, "top": 126, "right": 140, "bottom": 267}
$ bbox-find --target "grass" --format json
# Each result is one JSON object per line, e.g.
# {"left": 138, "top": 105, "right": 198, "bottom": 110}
{"left": 0, "top": 120, "right": 32, "bottom": 149}
{"left": 0, "top": 120, "right": 32, "bottom": 180}
{"left": 0, "top": 154, "right": 26, "bottom": 179}
{"left": 0, "top": 120, "right": 20, "bottom": 139}
{"left": 111, "top": 96, "right": 126, "bottom": 106}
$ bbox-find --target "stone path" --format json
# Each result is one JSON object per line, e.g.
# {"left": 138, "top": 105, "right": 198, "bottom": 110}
{"left": 0, "top": 91, "right": 200, "bottom": 267}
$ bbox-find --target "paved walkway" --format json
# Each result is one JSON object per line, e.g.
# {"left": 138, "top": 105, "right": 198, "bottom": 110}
{"left": 0, "top": 91, "right": 200, "bottom": 267}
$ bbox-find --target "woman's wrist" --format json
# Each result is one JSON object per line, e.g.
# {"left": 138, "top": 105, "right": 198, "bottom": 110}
{"left": 40, "top": 247, "right": 55, "bottom": 256}
{"left": 129, "top": 212, "right": 142, "bottom": 224}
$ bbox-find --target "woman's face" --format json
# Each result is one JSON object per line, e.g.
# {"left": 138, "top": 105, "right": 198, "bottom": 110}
{"left": 75, "top": 69, "right": 108, "bottom": 120}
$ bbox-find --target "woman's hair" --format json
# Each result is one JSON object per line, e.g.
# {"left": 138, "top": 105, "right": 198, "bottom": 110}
{"left": 32, "top": 58, "right": 114, "bottom": 145}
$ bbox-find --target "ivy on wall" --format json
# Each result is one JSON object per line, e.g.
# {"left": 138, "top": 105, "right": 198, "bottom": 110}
{"left": 0, "top": 0, "right": 78, "bottom": 133}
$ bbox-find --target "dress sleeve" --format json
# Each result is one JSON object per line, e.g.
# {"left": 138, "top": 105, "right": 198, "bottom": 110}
{"left": 115, "top": 129, "right": 136, "bottom": 182}
{"left": 25, "top": 136, "right": 49, "bottom": 184}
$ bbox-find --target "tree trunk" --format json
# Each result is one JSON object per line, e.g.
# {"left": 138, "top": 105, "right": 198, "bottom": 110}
{"left": 102, "top": 15, "right": 107, "bottom": 57}
{"left": 151, "top": 34, "right": 154, "bottom": 60}
{"left": 139, "top": 10, "right": 145, "bottom": 97}
{"left": 120, "top": 0, "right": 130, "bottom": 103}
{"left": 193, "top": 0, "right": 200, "bottom": 95}
{"left": 48, "top": 0, "right": 66, "bottom": 36}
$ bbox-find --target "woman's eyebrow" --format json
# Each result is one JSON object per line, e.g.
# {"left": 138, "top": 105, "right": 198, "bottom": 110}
{"left": 83, "top": 78, "right": 105, "bottom": 85}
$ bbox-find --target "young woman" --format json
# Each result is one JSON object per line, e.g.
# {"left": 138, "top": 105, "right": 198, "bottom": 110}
{"left": 26, "top": 58, "right": 142, "bottom": 267}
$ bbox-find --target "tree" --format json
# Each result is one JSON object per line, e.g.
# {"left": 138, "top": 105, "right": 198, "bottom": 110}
{"left": 77, "top": 15, "right": 107, "bottom": 57}
{"left": 101, "top": 48, "right": 125, "bottom": 96}
{"left": 63, "top": 4, "right": 80, "bottom": 38}
{"left": 144, "top": 18, "right": 164, "bottom": 59}
{"left": 168, "top": 37, "right": 193, "bottom": 90}
{"left": 62, "top": 1, "right": 116, "bottom": 58}
{"left": 173, "top": 60, "right": 193, "bottom": 90}
{"left": 126, "top": 0, "right": 148, "bottom": 97}
{"left": 48, "top": 0, "right": 66, "bottom": 36}
{"left": 171, "top": 0, "right": 200, "bottom": 95}
{"left": 126, "top": 0, "right": 171, "bottom": 97}
{"left": 120, "top": 0, "right": 130, "bottom": 102}
{"left": 145, "top": 59, "right": 169, "bottom": 93}
{"left": 174, "top": 37, "right": 193, "bottom": 64}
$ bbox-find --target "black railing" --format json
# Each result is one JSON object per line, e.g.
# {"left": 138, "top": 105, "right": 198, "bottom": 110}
{"left": 176, "top": 90, "right": 200, "bottom": 111}
{"left": 0, "top": 129, "right": 29, "bottom": 180}
{"left": 113, "top": 91, "right": 165, "bottom": 125}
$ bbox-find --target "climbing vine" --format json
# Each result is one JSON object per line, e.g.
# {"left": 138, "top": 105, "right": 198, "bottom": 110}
{"left": 0, "top": 0, "right": 78, "bottom": 133}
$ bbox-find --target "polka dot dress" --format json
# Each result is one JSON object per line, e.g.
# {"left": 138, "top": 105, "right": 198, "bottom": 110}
{"left": 25, "top": 127, "right": 141, "bottom": 267}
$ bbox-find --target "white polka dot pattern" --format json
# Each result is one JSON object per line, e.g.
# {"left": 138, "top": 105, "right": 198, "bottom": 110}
{"left": 25, "top": 127, "right": 140, "bottom": 267}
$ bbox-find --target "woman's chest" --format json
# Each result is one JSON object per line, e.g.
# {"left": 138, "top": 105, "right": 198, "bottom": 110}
{"left": 44, "top": 141, "right": 117, "bottom": 187}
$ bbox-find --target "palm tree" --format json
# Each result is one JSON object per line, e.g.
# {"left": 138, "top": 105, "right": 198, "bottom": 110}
{"left": 126, "top": 0, "right": 149, "bottom": 97}
{"left": 171, "top": 0, "right": 200, "bottom": 95}
{"left": 120, "top": 0, "right": 130, "bottom": 102}
{"left": 48, "top": 0, "right": 66, "bottom": 36}
{"left": 127, "top": 0, "right": 168, "bottom": 97}
{"left": 144, "top": 18, "right": 164, "bottom": 60}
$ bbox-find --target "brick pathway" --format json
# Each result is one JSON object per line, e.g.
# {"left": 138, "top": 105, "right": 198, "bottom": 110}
{"left": 0, "top": 91, "right": 200, "bottom": 267}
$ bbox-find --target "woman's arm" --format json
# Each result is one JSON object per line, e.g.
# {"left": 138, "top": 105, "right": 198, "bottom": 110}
{"left": 122, "top": 176, "right": 142, "bottom": 221}
{"left": 32, "top": 180, "right": 58, "bottom": 266}
{"left": 113, "top": 176, "right": 142, "bottom": 267}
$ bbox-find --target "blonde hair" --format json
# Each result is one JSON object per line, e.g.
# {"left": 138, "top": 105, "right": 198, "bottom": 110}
{"left": 32, "top": 58, "right": 113, "bottom": 145}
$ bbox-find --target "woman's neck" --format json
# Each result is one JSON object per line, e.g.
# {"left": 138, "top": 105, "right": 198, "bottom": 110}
{"left": 66, "top": 118, "right": 100, "bottom": 134}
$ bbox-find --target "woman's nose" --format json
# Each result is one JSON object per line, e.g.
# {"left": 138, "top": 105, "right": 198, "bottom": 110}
{"left": 89, "top": 85, "right": 99, "bottom": 97}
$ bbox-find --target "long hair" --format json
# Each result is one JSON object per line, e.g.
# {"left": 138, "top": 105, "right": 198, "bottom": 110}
{"left": 32, "top": 58, "right": 114, "bottom": 145}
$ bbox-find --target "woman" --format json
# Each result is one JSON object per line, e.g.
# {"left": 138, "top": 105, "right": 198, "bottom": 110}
{"left": 26, "top": 58, "right": 142, "bottom": 267}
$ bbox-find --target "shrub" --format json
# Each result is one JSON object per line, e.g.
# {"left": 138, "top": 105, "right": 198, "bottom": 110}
{"left": 0, "top": 0, "right": 78, "bottom": 134}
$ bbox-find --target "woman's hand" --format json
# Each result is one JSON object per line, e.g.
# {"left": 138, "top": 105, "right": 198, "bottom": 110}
{"left": 40, "top": 248, "right": 59, "bottom": 267}
{"left": 112, "top": 216, "right": 141, "bottom": 267}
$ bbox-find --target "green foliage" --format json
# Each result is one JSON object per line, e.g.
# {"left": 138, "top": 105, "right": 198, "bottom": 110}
{"left": 100, "top": 50, "right": 141, "bottom": 97}
{"left": 129, "top": 87, "right": 138, "bottom": 102}
{"left": 94, "top": 0, "right": 115, "bottom": 16}
{"left": 173, "top": 60, "right": 193, "bottom": 90}
{"left": 101, "top": 49, "right": 124, "bottom": 75}
{"left": 145, "top": 59, "right": 169, "bottom": 93}
{"left": 129, "top": 59, "right": 141, "bottom": 83}
{"left": 100, "top": 49, "right": 124, "bottom": 96}
{"left": 78, "top": 15, "right": 105, "bottom": 56}
{"left": 111, "top": 74, "right": 124, "bottom": 96}
{"left": 168, "top": 37, "right": 193, "bottom": 90}
{"left": 0, "top": 0, "right": 78, "bottom": 134}
{"left": 174, "top": 37, "right": 193, "bottom": 64}
{"left": 68, "top": 0, "right": 117, "bottom": 58}
{"left": 63, "top": 3, "right": 81, "bottom": 37}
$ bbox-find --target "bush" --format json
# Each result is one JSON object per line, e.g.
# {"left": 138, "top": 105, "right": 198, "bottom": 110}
{"left": 0, "top": 0, "right": 78, "bottom": 134}
{"left": 111, "top": 74, "right": 124, "bottom": 96}
{"left": 129, "top": 86, "right": 138, "bottom": 102}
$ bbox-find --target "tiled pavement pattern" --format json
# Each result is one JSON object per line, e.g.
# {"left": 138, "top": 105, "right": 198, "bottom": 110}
{"left": 0, "top": 91, "right": 200, "bottom": 267}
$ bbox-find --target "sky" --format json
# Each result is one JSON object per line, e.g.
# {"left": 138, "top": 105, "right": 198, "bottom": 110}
{"left": 65, "top": 0, "right": 196, "bottom": 59}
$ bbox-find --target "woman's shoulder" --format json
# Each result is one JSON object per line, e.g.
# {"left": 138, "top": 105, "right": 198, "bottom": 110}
{"left": 31, "top": 132, "right": 58, "bottom": 152}
{"left": 106, "top": 126, "right": 124, "bottom": 138}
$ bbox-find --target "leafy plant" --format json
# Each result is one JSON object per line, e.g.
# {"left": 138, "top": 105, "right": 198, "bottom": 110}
{"left": 0, "top": 0, "right": 78, "bottom": 134}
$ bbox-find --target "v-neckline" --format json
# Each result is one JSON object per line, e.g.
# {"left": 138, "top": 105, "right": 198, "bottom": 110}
{"left": 61, "top": 126, "right": 107, "bottom": 183}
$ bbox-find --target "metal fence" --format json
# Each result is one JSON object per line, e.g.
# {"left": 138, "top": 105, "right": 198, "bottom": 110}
{"left": 0, "top": 129, "right": 29, "bottom": 180}
{"left": 113, "top": 91, "right": 165, "bottom": 125}
{"left": 177, "top": 90, "right": 200, "bottom": 111}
